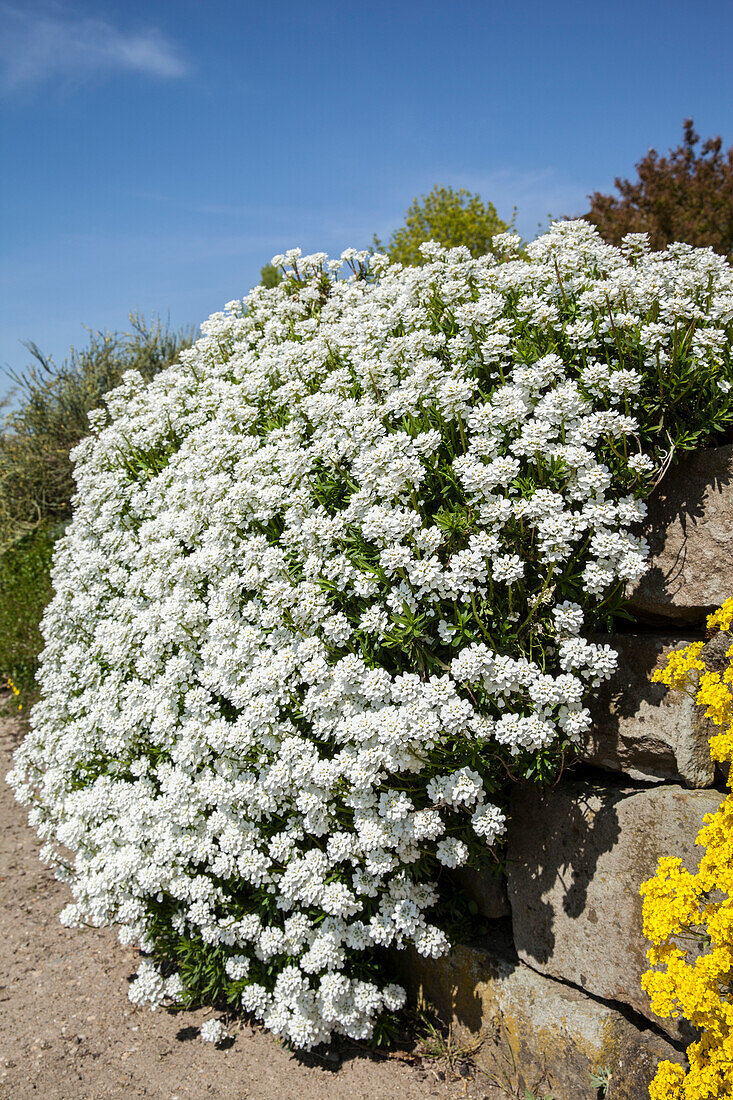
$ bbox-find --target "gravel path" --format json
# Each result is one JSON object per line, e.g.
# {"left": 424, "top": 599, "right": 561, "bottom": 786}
{"left": 1, "top": 709, "right": 501, "bottom": 1100}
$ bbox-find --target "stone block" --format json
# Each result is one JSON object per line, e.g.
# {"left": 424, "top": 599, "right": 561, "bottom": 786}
{"left": 628, "top": 443, "right": 733, "bottom": 624}
{"left": 398, "top": 941, "right": 684, "bottom": 1100}
{"left": 583, "top": 633, "right": 714, "bottom": 787}
{"left": 506, "top": 781, "right": 723, "bottom": 1040}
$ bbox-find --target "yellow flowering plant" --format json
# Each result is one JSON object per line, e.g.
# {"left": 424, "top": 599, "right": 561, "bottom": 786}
{"left": 6, "top": 677, "right": 22, "bottom": 711}
{"left": 641, "top": 598, "right": 733, "bottom": 1098}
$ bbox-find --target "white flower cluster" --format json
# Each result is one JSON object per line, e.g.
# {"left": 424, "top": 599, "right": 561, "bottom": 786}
{"left": 127, "top": 958, "right": 185, "bottom": 1010}
{"left": 200, "top": 1018, "right": 229, "bottom": 1044}
{"left": 9, "top": 221, "right": 733, "bottom": 1049}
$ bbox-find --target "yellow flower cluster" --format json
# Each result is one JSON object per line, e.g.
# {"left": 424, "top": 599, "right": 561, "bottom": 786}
{"left": 642, "top": 601, "right": 733, "bottom": 1098}
{"left": 6, "top": 677, "right": 22, "bottom": 711}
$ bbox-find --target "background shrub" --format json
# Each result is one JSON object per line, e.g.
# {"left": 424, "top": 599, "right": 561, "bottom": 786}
{"left": 373, "top": 185, "right": 515, "bottom": 264}
{"left": 584, "top": 118, "right": 733, "bottom": 260}
{"left": 0, "top": 525, "right": 56, "bottom": 698}
{"left": 0, "top": 314, "right": 193, "bottom": 699}
{"left": 0, "top": 313, "right": 193, "bottom": 549}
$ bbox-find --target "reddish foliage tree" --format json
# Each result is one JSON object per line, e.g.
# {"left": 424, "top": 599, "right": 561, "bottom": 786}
{"left": 584, "top": 119, "right": 733, "bottom": 259}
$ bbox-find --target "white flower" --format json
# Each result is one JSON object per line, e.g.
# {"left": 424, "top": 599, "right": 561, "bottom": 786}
{"left": 225, "top": 955, "right": 251, "bottom": 980}
{"left": 552, "top": 601, "right": 584, "bottom": 637}
{"left": 413, "top": 924, "right": 450, "bottom": 958}
{"left": 491, "top": 554, "right": 524, "bottom": 584}
{"left": 128, "top": 960, "right": 167, "bottom": 1011}
{"left": 200, "top": 1019, "right": 228, "bottom": 1044}
{"left": 627, "top": 453, "right": 655, "bottom": 476}
{"left": 471, "top": 803, "right": 507, "bottom": 844}
{"left": 382, "top": 984, "right": 407, "bottom": 1011}
{"left": 241, "top": 984, "right": 272, "bottom": 1015}
{"left": 435, "top": 837, "right": 469, "bottom": 868}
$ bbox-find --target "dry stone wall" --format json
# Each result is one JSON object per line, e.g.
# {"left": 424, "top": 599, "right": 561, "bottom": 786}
{"left": 399, "top": 445, "right": 733, "bottom": 1099}
{"left": 583, "top": 633, "right": 715, "bottom": 787}
{"left": 628, "top": 443, "right": 733, "bottom": 623}
{"left": 506, "top": 781, "right": 721, "bottom": 1042}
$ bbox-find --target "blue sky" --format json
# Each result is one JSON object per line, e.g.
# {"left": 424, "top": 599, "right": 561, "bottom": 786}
{"left": 2, "top": 0, "right": 732, "bottom": 399}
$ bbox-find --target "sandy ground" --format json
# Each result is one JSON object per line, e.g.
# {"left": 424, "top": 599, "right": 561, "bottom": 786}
{"left": 0, "top": 708, "right": 504, "bottom": 1100}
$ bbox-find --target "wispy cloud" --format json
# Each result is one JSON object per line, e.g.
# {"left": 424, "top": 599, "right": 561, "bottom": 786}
{"left": 0, "top": 5, "right": 190, "bottom": 92}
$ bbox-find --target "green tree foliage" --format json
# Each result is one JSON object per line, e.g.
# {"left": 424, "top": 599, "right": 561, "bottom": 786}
{"left": 584, "top": 119, "right": 733, "bottom": 259}
{"left": 374, "top": 185, "right": 514, "bottom": 265}
{"left": 0, "top": 313, "right": 193, "bottom": 549}
{"left": 260, "top": 262, "right": 283, "bottom": 288}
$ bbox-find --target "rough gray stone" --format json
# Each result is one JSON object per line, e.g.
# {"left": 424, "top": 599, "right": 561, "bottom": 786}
{"left": 628, "top": 443, "right": 733, "bottom": 624}
{"left": 506, "top": 781, "right": 723, "bottom": 1040}
{"left": 397, "top": 941, "right": 684, "bottom": 1100}
{"left": 700, "top": 630, "right": 733, "bottom": 674}
{"left": 583, "top": 633, "right": 715, "bottom": 787}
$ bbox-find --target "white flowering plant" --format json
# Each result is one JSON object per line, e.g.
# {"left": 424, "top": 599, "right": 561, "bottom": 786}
{"left": 8, "top": 222, "right": 733, "bottom": 1050}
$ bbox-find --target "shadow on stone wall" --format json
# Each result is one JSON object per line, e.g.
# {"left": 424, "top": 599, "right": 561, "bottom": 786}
{"left": 583, "top": 633, "right": 715, "bottom": 787}
{"left": 506, "top": 782, "right": 623, "bottom": 967}
{"left": 505, "top": 780, "right": 722, "bottom": 1045}
{"left": 629, "top": 443, "right": 733, "bottom": 623}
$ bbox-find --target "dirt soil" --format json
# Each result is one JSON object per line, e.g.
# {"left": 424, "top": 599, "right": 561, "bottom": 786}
{"left": 0, "top": 709, "right": 505, "bottom": 1100}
